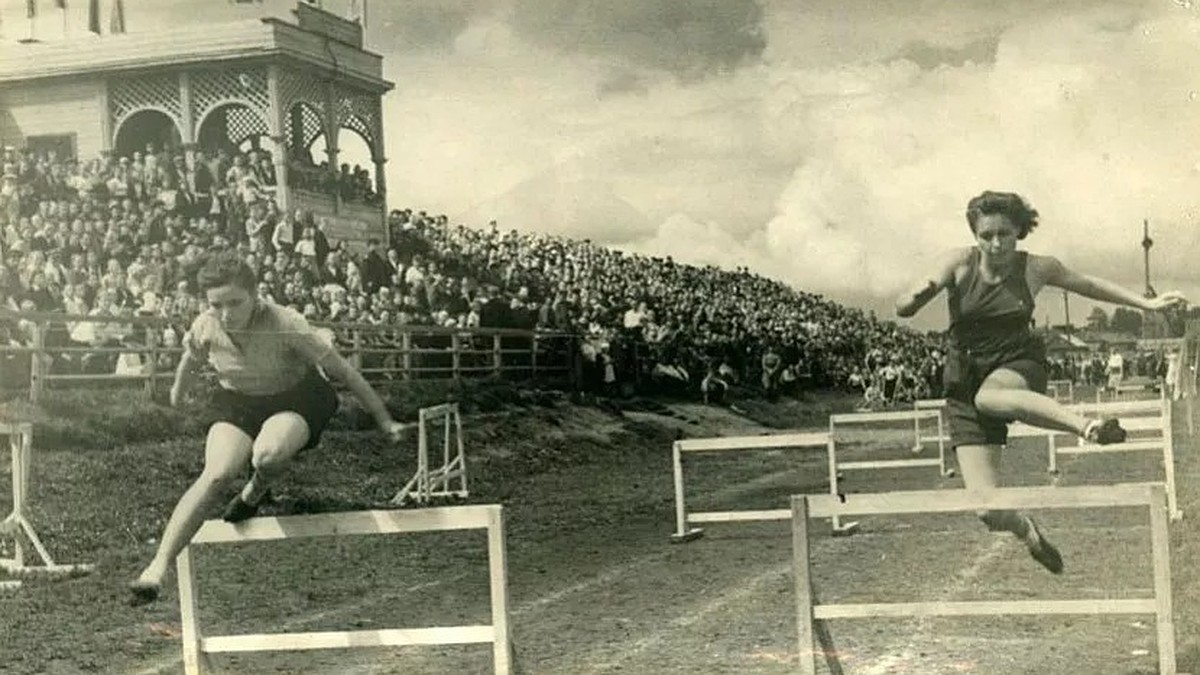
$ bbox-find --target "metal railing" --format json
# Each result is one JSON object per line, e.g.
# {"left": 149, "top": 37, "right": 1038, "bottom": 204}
{"left": 0, "top": 311, "right": 577, "bottom": 402}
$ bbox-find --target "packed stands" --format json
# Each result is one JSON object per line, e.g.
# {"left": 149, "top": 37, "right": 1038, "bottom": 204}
{"left": 1, "top": 143, "right": 946, "bottom": 403}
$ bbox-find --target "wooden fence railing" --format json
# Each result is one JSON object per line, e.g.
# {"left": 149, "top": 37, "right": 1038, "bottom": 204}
{"left": 0, "top": 311, "right": 578, "bottom": 402}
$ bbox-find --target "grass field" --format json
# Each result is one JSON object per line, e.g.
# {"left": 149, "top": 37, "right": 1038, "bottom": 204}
{"left": 0, "top": 386, "right": 1195, "bottom": 674}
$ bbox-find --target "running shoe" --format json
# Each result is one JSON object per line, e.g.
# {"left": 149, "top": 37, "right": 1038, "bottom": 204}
{"left": 1084, "top": 418, "right": 1127, "bottom": 445}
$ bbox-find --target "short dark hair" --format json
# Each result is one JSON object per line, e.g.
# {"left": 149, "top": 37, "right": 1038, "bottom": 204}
{"left": 966, "top": 191, "right": 1039, "bottom": 239}
{"left": 196, "top": 251, "right": 257, "bottom": 292}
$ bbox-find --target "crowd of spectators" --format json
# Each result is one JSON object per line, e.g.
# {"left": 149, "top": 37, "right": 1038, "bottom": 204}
{"left": 2, "top": 138, "right": 949, "bottom": 403}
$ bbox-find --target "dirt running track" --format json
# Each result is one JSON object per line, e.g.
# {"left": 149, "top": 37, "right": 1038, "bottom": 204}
{"left": 3, "top": 399, "right": 1198, "bottom": 674}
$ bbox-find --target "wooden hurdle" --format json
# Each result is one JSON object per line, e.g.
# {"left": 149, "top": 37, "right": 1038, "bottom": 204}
{"left": 1096, "top": 380, "right": 1162, "bottom": 404}
{"left": 669, "top": 432, "right": 829, "bottom": 543}
{"left": 1009, "top": 397, "right": 1181, "bottom": 521}
{"left": 910, "top": 398, "right": 949, "bottom": 457}
{"left": 390, "top": 403, "right": 468, "bottom": 506}
{"left": 1048, "top": 379, "right": 1075, "bottom": 403}
{"left": 177, "top": 504, "right": 512, "bottom": 675}
{"left": 828, "top": 409, "right": 949, "bottom": 535}
{"left": 791, "top": 483, "right": 1180, "bottom": 675}
{"left": 0, "top": 422, "right": 94, "bottom": 590}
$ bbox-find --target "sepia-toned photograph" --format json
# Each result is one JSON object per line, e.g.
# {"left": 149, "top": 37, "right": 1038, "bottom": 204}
{"left": 0, "top": 0, "right": 1198, "bottom": 673}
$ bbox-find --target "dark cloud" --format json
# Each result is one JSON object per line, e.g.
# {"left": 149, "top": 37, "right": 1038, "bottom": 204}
{"left": 893, "top": 35, "right": 1000, "bottom": 69}
{"left": 509, "top": 0, "right": 767, "bottom": 79}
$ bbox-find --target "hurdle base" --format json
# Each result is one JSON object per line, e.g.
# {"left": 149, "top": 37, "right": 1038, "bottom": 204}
{"left": 830, "top": 521, "right": 860, "bottom": 537}
{"left": 669, "top": 528, "right": 705, "bottom": 544}
{"left": 0, "top": 561, "right": 95, "bottom": 576}
{"left": 1171, "top": 509, "right": 1184, "bottom": 522}
{"left": 942, "top": 468, "right": 957, "bottom": 478}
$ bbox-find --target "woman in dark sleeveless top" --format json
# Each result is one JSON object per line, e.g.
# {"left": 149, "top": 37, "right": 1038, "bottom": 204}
{"left": 895, "top": 191, "right": 1185, "bottom": 574}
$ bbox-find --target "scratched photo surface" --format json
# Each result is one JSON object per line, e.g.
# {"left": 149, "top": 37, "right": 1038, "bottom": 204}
{"left": 0, "top": 0, "right": 1197, "bottom": 674}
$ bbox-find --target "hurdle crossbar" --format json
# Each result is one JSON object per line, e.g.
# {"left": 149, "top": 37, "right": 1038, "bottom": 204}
{"left": 178, "top": 504, "right": 511, "bottom": 675}
{"left": 791, "top": 483, "right": 1178, "bottom": 675}
{"left": 827, "top": 409, "right": 948, "bottom": 535}
{"left": 0, "top": 423, "right": 95, "bottom": 589}
{"left": 1006, "top": 395, "right": 1180, "bottom": 521}
{"left": 391, "top": 403, "right": 468, "bottom": 506}
{"left": 671, "top": 432, "right": 828, "bottom": 542}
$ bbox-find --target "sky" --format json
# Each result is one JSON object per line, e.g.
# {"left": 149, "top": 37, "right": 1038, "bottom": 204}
{"left": 3, "top": 0, "right": 1200, "bottom": 331}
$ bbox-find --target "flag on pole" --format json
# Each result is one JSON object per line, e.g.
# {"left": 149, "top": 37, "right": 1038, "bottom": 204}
{"left": 27, "top": 0, "right": 38, "bottom": 19}
{"left": 109, "top": 0, "right": 125, "bottom": 33}
{"left": 87, "top": 0, "right": 99, "bottom": 33}
{"left": 54, "top": 0, "right": 66, "bottom": 8}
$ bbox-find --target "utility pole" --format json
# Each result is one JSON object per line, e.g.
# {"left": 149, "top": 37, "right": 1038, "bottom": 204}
{"left": 1142, "top": 218, "right": 1154, "bottom": 298}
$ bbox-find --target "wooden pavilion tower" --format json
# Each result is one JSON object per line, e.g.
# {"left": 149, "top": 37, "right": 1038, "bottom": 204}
{"left": 0, "top": 2, "right": 393, "bottom": 246}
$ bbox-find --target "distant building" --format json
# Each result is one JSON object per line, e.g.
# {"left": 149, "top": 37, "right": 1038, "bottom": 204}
{"left": 0, "top": 1, "right": 392, "bottom": 250}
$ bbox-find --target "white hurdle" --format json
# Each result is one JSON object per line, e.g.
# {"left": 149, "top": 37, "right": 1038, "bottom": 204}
{"left": 791, "top": 483, "right": 1180, "bottom": 675}
{"left": 1009, "top": 396, "right": 1181, "bottom": 521}
{"left": 1048, "top": 379, "right": 1075, "bottom": 403}
{"left": 828, "top": 409, "right": 948, "bottom": 535}
{"left": 1097, "top": 381, "right": 1161, "bottom": 404}
{"left": 910, "top": 398, "right": 950, "bottom": 458}
{"left": 177, "top": 504, "right": 512, "bottom": 675}
{"left": 391, "top": 403, "right": 468, "bottom": 506}
{"left": 669, "top": 432, "right": 829, "bottom": 542}
{"left": 0, "top": 422, "right": 94, "bottom": 590}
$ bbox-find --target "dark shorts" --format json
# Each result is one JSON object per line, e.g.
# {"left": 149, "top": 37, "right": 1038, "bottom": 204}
{"left": 943, "top": 341, "right": 1048, "bottom": 448}
{"left": 211, "top": 370, "right": 340, "bottom": 450}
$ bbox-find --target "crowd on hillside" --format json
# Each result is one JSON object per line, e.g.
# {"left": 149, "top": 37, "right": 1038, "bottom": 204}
{"left": 1, "top": 141, "right": 947, "bottom": 402}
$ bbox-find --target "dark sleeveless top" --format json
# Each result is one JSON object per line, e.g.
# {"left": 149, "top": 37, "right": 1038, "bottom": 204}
{"left": 947, "top": 249, "right": 1037, "bottom": 354}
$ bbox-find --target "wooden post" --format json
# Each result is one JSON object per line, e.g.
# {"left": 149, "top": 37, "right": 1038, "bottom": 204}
{"left": 492, "top": 334, "right": 502, "bottom": 378}
{"left": 351, "top": 329, "right": 363, "bottom": 370}
{"left": 401, "top": 331, "right": 412, "bottom": 381}
{"left": 144, "top": 323, "right": 158, "bottom": 400}
{"left": 28, "top": 322, "right": 44, "bottom": 403}
{"left": 530, "top": 334, "right": 539, "bottom": 380}
{"left": 451, "top": 333, "right": 461, "bottom": 381}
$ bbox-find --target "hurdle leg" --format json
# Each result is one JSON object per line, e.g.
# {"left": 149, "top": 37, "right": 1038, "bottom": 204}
{"left": 177, "top": 545, "right": 204, "bottom": 675}
{"left": 936, "top": 412, "right": 952, "bottom": 477}
{"left": 791, "top": 496, "right": 817, "bottom": 675}
{"left": 670, "top": 442, "right": 703, "bottom": 542}
{"left": 487, "top": 508, "right": 513, "bottom": 675}
{"left": 1162, "top": 400, "right": 1182, "bottom": 521}
{"left": 1148, "top": 485, "right": 1177, "bottom": 675}
{"left": 826, "top": 431, "right": 857, "bottom": 536}
{"left": 417, "top": 419, "right": 430, "bottom": 504}
{"left": 440, "top": 413, "right": 452, "bottom": 496}
{"left": 455, "top": 406, "right": 468, "bottom": 497}
{"left": 1047, "top": 435, "right": 1059, "bottom": 475}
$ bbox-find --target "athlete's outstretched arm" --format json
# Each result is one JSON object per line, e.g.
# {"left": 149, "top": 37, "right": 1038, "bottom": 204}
{"left": 1041, "top": 256, "right": 1187, "bottom": 311}
{"left": 895, "top": 248, "right": 968, "bottom": 318}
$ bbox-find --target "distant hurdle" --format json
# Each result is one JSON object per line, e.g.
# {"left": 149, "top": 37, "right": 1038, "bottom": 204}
{"left": 177, "top": 504, "right": 512, "bottom": 675}
{"left": 828, "top": 409, "right": 949, "bottom": 535}
{"left": 791, "top": 483, "right": 1180, "bottom": 675}
{"left": 1048, "top": 379, "right": 1075, "bottom": 403}
{"left": 0, "top": 422, "right": 94, "bottom": 590}
{"left": 1010, "top": 396, "right": 1181, "bottom": 521}
{"left": 391, "top": 403, "right": 467, "bottom": 506}
{"left": 669, "top": 432, "right": 829, "bottom": 542}
{"left": 910, "top": 398, "right": 949, "bottom": 454}
{"left": 1097, "top": 380, "right": 1162, "bottom": 404}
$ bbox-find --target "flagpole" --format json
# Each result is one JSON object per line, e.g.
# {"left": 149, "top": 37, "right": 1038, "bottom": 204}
{"left": 62, "top": 4, "right": 68, "bottom": 38}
